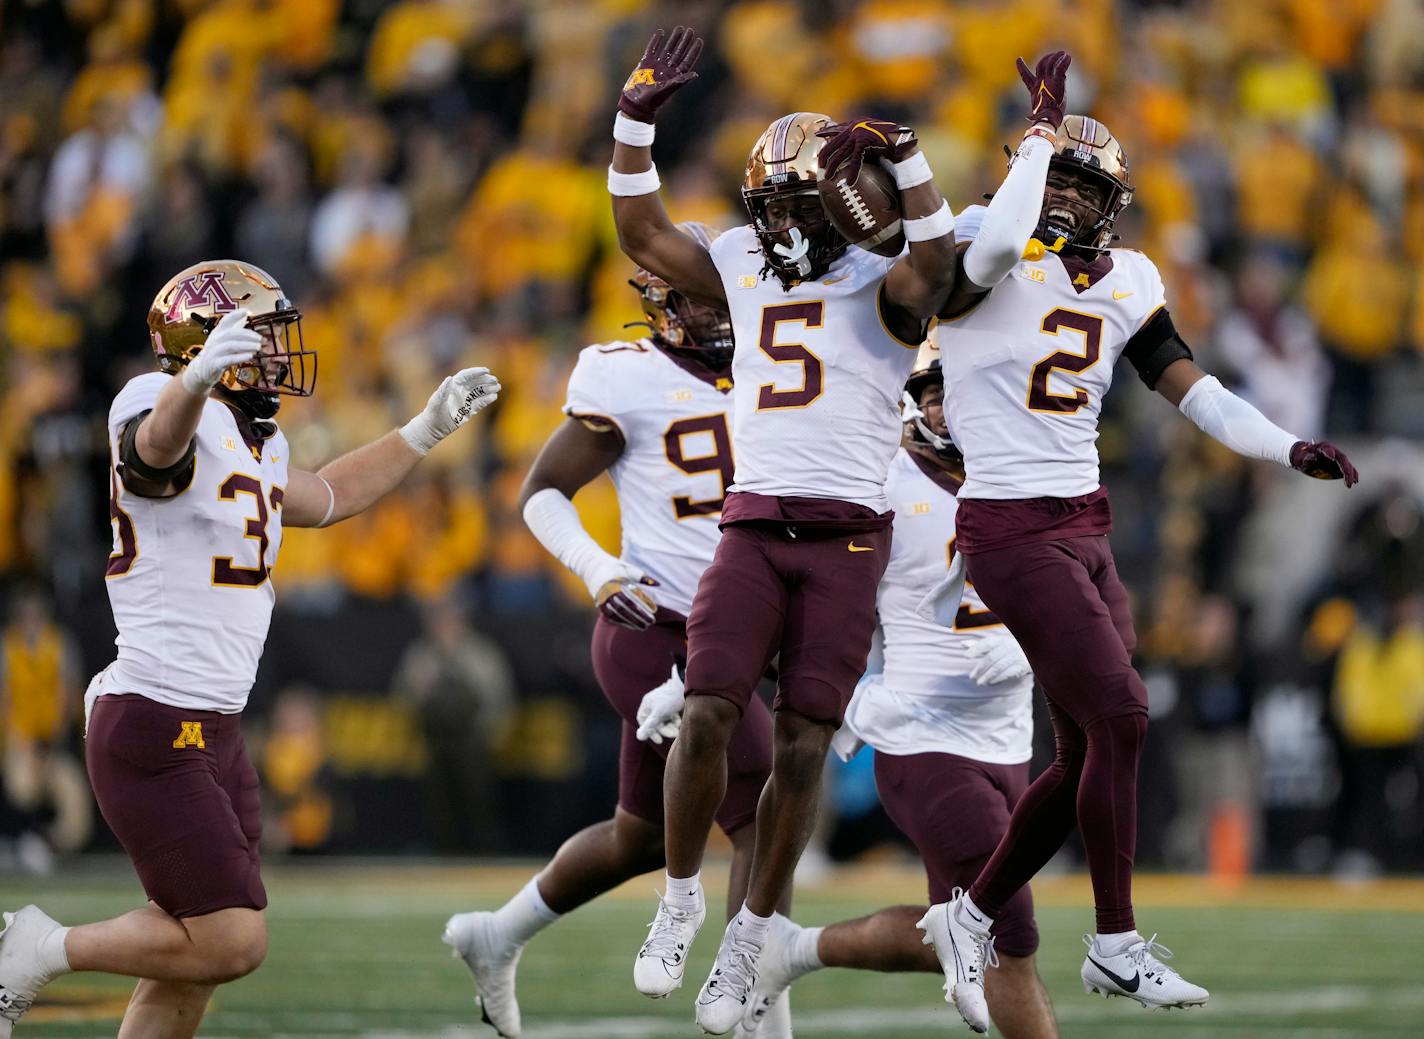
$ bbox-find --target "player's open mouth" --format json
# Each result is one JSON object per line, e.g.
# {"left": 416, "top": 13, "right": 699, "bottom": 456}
{"left": 1047, "top": 205, "right": 1078, "bottom": 230}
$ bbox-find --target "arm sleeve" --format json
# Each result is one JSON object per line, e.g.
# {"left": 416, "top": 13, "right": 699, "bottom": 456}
{"left": 522, "top": 487, "right": 622, "bottom": 598}
{"left": 1177, "top": 375, "right": 1298, "bottom": 467}
{"left": 962, "top": 135, "right": 1053, "bottom": 290}
{"left": 1122, "top": 307, "right": 1194, "bottom": 389}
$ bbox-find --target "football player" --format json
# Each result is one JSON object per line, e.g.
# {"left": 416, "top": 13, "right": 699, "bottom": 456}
{"left": 740, "top": 344, "right": 1061, "bottom": 1039}
{"left": 917, "top": 95, "right": 1359, "bottom": 1031}
{"left": 441, "top": 227, "right": 789, "bottom": 1039}
{"left": 608, "top": 25, "right": 962, "bottom": 1034}
{"left": 0, "top": 260, "right": 499, "bottom": 1038}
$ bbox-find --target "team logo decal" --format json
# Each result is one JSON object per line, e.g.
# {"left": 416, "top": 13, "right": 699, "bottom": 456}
{"left": 163, "top": 272, "right": 238, "bottom": 324}
{"left": 172, "top": 721, "right": 206, "bottom": 749}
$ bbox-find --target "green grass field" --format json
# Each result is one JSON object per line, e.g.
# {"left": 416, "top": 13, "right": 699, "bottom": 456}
{"left": 5, "top": 861, "right": 1423, "bottom": 1038}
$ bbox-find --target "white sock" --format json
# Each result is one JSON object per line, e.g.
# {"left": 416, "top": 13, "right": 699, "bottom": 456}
{"left": 665, "top": 872, "right": 702, "bottom": 904}
{"left": 733, "top": 904, "right": 772, "bottom": 945}
{"left": 491, "top": 877, "right": 561, "bottom": 946}
{"left": 38, "top": 925, "right": 71, "bottom": 979}
{"left": 1094, "top": 930, "right": 1141, "bottom": 956}
{"left": 784, "top": 919, "right": 824, "bottom": 978}
{"left": 956, "top": 894, "right": 993, "bottom": 934}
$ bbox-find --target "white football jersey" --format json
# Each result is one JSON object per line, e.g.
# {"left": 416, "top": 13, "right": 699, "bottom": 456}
{"left": 843, "top": 448, "right": 1033, "bottom": 764}
{"left": 937, "top": 205, "right": 1168, "bottom": 500}
{"left": 564, "top": 340, "right": 734, "bottom": 617}
{"left": 709, "top": 225, "right": 919, "bottom": 512}
{"left": 103, "top": 373, "right": 289, "bottom": 713}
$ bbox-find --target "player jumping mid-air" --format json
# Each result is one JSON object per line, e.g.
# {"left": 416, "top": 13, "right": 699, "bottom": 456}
{"left": 741, "top": 343, "right": 1060, "bottom": 1039}
{"left": 442, "top": 228, "right": 788, "bottom": 1039}
{"left": 0, "top": 260, "right": 499, "bottom": 1038}
{"left": 918, "top": 66, "right": 1359, "bottom": 1032}
{"left": 608, "top": 24, "right": 963, "bottom": 1034}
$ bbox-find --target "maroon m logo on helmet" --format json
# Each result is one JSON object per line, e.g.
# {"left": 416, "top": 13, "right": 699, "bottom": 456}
{"left": 163, "top": 271, "right": 238, "bottom": 324}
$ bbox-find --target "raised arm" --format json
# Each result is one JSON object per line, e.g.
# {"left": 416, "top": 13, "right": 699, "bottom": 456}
{"left": 940, "top": 52, "right": 1070, "bottom": 317}
{"left": 609, "top": 27, "right": 726, "bottom": 308}
{"left": 816, "top": 119, "right": 957, "bottom": 337}
{"left": 282, "top": 367, "right": 501, "bottom": 527}
{"left": 120, "top": 309, "right": 262, "bottom": 496}
{"left": 519, "top": 417, "right": 660, "bottom": 630}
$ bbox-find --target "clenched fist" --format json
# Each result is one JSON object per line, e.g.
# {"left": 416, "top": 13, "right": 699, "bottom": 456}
{"left": 399, "top": 366, "right": 501, "bottom": 456}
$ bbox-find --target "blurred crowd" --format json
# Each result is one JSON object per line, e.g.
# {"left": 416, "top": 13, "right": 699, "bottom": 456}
{"left": 1, "top": 0, "right": 1423, "bottom": 875}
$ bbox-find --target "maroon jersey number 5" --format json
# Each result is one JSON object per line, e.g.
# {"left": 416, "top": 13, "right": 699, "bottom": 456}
{"left": 756, "top": 302, "right": 826, "bottom": 411}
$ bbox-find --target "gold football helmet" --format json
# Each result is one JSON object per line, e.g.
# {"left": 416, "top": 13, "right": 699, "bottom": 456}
{"left": 742, "top": 112, "right": 847, "bottom": 288}
{"left": 902, "top": 337, "right": 960, "bottom": 465}
{"left": 147, "top": 259, "right": 315, "bottom": 418}
{"left": 629, "top": 222, "right": 735, "bottom": 369}
{"left": 1032, "top": 114, "right": 1134, "bottom": 254}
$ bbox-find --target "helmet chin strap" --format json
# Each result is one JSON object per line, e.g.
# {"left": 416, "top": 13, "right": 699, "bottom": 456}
{"left": 772, "top": 226, "right": 813, "bottom": 277}
{"left": 901, "top": 390, "right": 959, "bottom": 460}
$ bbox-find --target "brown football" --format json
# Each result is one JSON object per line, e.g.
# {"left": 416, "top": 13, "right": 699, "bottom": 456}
{"left": 818, "top": 161, "right": 905, "bottom": 257}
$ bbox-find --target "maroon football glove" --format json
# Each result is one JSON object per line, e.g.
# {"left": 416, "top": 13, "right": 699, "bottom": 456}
{"left": 596, "top": 577, "right": 659, "bottom": 630}
{"left": 816, "top": 118, "right": 919, "bottom": 183}
{"left": 1290, "top": 440, "right": 1359, "bottom": 487}
{"left": 1016, "top": 50, "right": 1071, "bottom": 128}
{"left": 618, "top": 26, "right": 703, "bottom": 124}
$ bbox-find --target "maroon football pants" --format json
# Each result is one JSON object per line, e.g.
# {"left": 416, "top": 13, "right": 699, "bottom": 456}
{"left": 962, "top": 535, "right": 1148, "bottom": 935}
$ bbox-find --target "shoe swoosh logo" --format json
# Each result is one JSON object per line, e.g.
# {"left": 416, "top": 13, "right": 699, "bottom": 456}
{"left": 1088, "top": 955, "right": 1140, "bottom": 992}
{"left": 965, "top": 909, "right": 984, "bottom": 924}
{"left": 847, "top": 541, "right": 874, "bottom": 553}
{"left": 1112, "top": 289, "right": 1133, "bottom": 300}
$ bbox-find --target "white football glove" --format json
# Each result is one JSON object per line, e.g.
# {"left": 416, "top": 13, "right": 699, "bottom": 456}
{"left": 399, "top": 366, "right": 502, "bottom": 455}
{"left": 635, "top": 663, "right": 685, "bottom": 744}
{"left": 181, "top": 308, "right": 263, "bottom": 393}
{"left": 966, "top": 635, "right": 1032, "bottom": 686}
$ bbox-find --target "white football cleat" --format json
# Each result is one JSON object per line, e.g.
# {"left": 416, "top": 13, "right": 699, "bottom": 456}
{"left": 917, "top": 892, "right": 993, "bottom": 1034}
{"left": 634, "top": 891, "right": 705, "bottom": 998}
{"left": 442, "top": 911, "right": 523, "bottom": 1038}
{"left": 1081, "top": 933, "right": 1209, "bottom": 1009}
{"left": 740, "top": 913, "right": 802, "bottom": 1036}
{"left": 695, "top": 917, "right": 764, "bottom": 1035}
{"left": 736, "top": 985, "right": 792, "bottom": 1038}
{"left": 0, "top": 905, "right": 64, "bottom": 1037}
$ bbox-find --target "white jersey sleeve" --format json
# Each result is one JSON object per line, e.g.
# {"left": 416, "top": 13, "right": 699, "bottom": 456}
{"left": 562, "top": 340, "right": 734, "bottom": 617}
{"left": 938, "top": 245, "right": 1168, "bottom": 499}
{"left": 709, "top": 225, "right": 918, "bottom": 512}
{"left": 104, "top": 375, "right": 290, "bottom": 713}
{"left": 842, "top": 448, "right": 1033, "bottom": 763}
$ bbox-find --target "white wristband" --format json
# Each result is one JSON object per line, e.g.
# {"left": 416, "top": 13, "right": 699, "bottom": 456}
{"left": 607, "top": 163, "right": 661, "bottom": 197}
{"left": 886, "top": 150, "right": 933, "bottom": 191}
{"left": 180, "top": 365, "right": 215, "bottom": 395}
{"left": 903, "top": 200, "right": 955, "bottom": 242}
{"left": 613, "top": 112, "right": 656, "bottom": 147}
{"left": 316, "top": 475, "right": 337, "bottom": 528}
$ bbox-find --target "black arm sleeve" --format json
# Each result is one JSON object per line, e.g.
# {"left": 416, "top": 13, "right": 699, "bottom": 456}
{"left": 117, "top": 411, "right": 197, "bottom": 498}
{"left": 1121, "top": 307, "right": 1193, "bottom": 390}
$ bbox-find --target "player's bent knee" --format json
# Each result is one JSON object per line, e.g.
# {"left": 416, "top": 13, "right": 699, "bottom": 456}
{"left": 613, "top": 810, "right": 667, "bottom": 872}
{"left": 679, "top": 695, "right": 741, "bottom": 756}
{"left": 186, "top": 908, "right": 267, "bottom": 983}
{"left": 773, "top": 715, "right": 835, "bottom": 782}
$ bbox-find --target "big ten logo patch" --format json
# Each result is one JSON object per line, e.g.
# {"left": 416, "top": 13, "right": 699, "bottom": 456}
{"left": 173, "top": 721, "right": 206, "bottom": 749}
{"left": 1018, "top": 265, "right": 1047, "bottom": 284}
{"left": 667, "top": 389, "right": 694, "bottom": 403}
{"left": 911, "top": 501, "right": 932, "bottom": 515}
